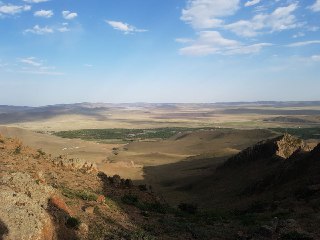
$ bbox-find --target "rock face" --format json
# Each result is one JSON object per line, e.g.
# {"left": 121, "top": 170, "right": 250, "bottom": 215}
{"left": 221, "top": 134, "right": 307, "bottom": 169}
{"left": 276, "top": 134, "right": 308, "bottom": 158}
{"left": 52, "top": 157, "right": 97, "bottom": 173}
{"left": 0, "top": 172, "right": 55, "bottom": 240}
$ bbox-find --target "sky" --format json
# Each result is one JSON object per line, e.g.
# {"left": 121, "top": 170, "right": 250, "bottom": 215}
{"left": 0, "top": 0, "right": 319, "bottom": 106}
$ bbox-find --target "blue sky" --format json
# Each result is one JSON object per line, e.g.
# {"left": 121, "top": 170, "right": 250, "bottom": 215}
{"left": 0, "top": 0, "right": 319, "bottom": 105}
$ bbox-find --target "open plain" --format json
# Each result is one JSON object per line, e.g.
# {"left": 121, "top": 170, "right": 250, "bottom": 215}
{"left": 1, "top": 102, "right": 320, "bottom": 206}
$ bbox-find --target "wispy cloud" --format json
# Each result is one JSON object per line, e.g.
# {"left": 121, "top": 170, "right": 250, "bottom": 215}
{"left": 287, "top": 40, "right": 320, "bottom": 47}
{"left": 106, "top": 20, "right": 147, "bottom": 34}
{"left": 18, "top": 57, "right": 64, "bottom": 75}
{"left": 293, "top": 32, "right": 305, "bottom": 38}
{"left": 226, "top": 43, "right": 272, "bottom": 55}
{"left": 245, "top": 0, "right": 261, "bottom": 7}
{"left": 34, "top": 10, "right": 53, "bottom": 18}
{"left": 175, "top": 38, "right": 194, "bottom": 43}
{"left": 57, "top": 26, "right": 70, "bottom": 32}
{"left": 57, "top": 22, "right": 70, "bottom": 32}
{"left": 181, "top": 0, "right": 240, "bottom": 29}
{"left": 178, "top": 31, "right": 271, "bottom": 56}
{"left": 309, "top": 0, "right": 320, "bottom": 12}
{"left": 0, "top": 4, "right": 31, "bottom": 15}
{"left": 19, "top": 57, "right": 43, "bottom": 67}
{"left": 226, "top": 3, "right": 300, "bottom": 37}
{"left": 311, "top": 55, "right": 320, "bottom": 61}
{"left": 62, "top": 10, "right": 77, "bottom": 20}
{"left": 24, "top": 25, "right": 53, "bottom": 34}
{"left": 0, "top": 60, "right": 8, "bottom": 68}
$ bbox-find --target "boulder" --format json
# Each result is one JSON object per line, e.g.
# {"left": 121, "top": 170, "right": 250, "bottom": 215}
{"left": 0, "top": 172, "right": 55, "bottom": 240}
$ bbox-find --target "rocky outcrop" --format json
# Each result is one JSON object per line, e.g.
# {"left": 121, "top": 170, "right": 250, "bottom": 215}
{"left": 221, "top": 134, "right": 308, "bottom": 169}
{"left": 0, "top": 172, "right": 55, "bottom": 240}
{"left": 276, "top": 134, "right": 308, "bottom": 158}
{"left": 52, "top": 157, "right": 97, "bottom": 173}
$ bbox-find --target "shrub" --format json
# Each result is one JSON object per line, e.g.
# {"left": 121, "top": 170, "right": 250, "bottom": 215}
{"left": 121, "top": 194, "right": 138, "bottom": 205}
{"left": 138, "top": 184, "right": 148, "bottom": 191}
{"left": 111, "top": 175, "right": 121, "bottom": 186}
{"left": 37, "top": 149, "right": 46, "bottom": 156}
{"left": 77, "top": 191, "right": 98, "bottom": 201}
{"left": 139, "top": 202, "right": 168, "bottom": 214}
{"left": 66, "top": 217, "right": 81, "bottom": 229}
{"left": 61, "top": 187, "right": 98, "bottom": 201}
{"left": 125, "top": 179, "right": 133, "bottom": 188}
{"left": 178, "top": 202, "right": 198, "bottom": 214}
{"left": 14, "top": 145, "right": 22, "bottom": 154}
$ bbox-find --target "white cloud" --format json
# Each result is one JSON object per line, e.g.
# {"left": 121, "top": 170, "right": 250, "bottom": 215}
{"left": 245, "top": 0, "right": 261, "bottom": 7}
{"left": 179, "top": 31, "right": 238, "bottom": 56}
{"left": 287, "top": 40, "right": 320, "bottom": 47}
{"left": 57, "top": 26, "right": 70, "bottom": 32}
{"left": 226, "top": 3, "right": 299, "bottom": 37}
{"left": 0, "top": 60, "right": 8, "bottom": 68}
{"left": 24, "top": 25, "right": 53, "bottom": 34}
{"left": 309, "top": 0, "right": 320, "bottom": 12}
{"left": 106, "top": 20, "right": 147, "bottom": 34}
{"left": 19, "top": 57, "right": 42, "bottom": 67}
{"left": 62, "top": 10, "right": 77, "bottom": 20}
{"left": 57, "top": 22, "right": 70, "bottom": 32}
{"left": 34, "top": 10, "right": 53, "bottom": 18}
{"left": 293, "top": 32, "right": 305, "bottom": 38}
{"left": 18, "top": 57, "right": 63, "bottom": 75}
{"left": 175, "top": 38, "right": 194, "bottom": 43}
{"left": 23, "top": 0, "right": 49, "bottom": 3}
{"left": 0, "top": 4, "right": 31, "bottom": 15}
{"left": 84, "top": 64, "right": 93, "bottom": 67}
{"left": 307, "top": 26, "right": 320, "bottom": 32}
{"left": 225, "top": 43, "right": 272, "bottom": 55}
{"left": 178, "top": 31, "right": 271, "bottom": 56}
{"left": 181, "top": 0, "right": 240, "bottom": 29}
{"left": 311, "top": 55, "right": 320, "bottom": 61}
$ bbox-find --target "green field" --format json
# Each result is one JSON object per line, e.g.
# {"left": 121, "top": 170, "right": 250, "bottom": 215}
{"left": 54, "top": 127, "right": 320, "bottom": 143}
{"left": 54, "top": 127, "right": 217, "bottom": 142}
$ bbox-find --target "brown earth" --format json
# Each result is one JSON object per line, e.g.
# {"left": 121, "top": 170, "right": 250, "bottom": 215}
{"left": 1, "top": 132, "right": 320, "bottom": 239}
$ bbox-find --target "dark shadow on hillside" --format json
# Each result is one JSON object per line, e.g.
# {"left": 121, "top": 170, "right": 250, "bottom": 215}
{"left": 47, "top": 199, "right": 79, "bottom": 240}
{"left": 0, "top": 219, "right": 8, "bottom": 240}
{"left": 0, "top": 106, "right": 109, "bottom": 124}
{"left": 134, "top": 155, "right": 232, "bottom": 206}
{"left": 97, "top": 172, "right": 159, "bottom": 238}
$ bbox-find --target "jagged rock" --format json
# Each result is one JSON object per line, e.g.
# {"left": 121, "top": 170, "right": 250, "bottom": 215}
{"left": 276, "top": 134, "right": 307, "bottom": 159}
{"left": 52, "top": 157, "right": 97, "bottom": 173}
{"left": 221, "top": 134, "right": 308, "bottom": 169}
{"left": 0, "top": 172, "right": 55, "bottom": 240}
